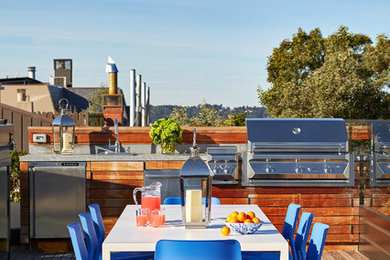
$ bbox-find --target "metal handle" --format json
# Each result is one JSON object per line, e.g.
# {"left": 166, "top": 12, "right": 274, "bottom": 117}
{"left": 193, "top": 128, "right": 197, "bottom": 148}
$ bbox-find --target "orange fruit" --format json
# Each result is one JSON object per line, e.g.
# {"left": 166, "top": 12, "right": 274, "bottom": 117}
{"left": 237, "top": 212, "right": 247, "bottom": 223}
{"left": 230, "top": 211, "right": 239, "bottom": 218}
{"left": 221, "top": 226, "right": 230, "bottom": 236}
{"left": 252, "top": 217, "right": 261, "bottom": 223}
{"left": 244, "top": 218, "right": 253, "bottom": 224}
{"left": 247, "top": 211, "right": 256, "bottom": 219}
{"left": 230, "top": 216, "right": 239, "bottom": 223}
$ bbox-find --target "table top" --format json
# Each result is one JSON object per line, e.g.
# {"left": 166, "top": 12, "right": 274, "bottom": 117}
{"left": 103, "top": 204, "right": 288, "bottom": 252}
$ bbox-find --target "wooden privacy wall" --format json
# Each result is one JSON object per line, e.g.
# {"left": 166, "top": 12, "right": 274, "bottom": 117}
{"left": 28, "top": 126, "right": 248, "bottom": 145}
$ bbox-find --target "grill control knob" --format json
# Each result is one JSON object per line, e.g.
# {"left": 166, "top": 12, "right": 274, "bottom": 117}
{"left": 224, "top": 169, "right": 231, "bottom": 174}
{"left": 324, "top": 167, "right": 332, "bottom": 174}
{"left": 266, "top": 166, "right": 274, "bottom": 174}
{"left": 295, "top": 167, "right": 304, "bottom": 174}
{"left": 214, "top": 168, "right": 221, "bottom": 174}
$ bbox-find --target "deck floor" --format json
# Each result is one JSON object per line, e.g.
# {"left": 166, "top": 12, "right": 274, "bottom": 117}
{"left": 9, "top": 249, "right": 369, "bottom": 260}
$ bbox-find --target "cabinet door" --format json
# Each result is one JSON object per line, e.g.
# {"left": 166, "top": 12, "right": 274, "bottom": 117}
{"left": 30, "top": 164, "right": 85, "bottom": 238}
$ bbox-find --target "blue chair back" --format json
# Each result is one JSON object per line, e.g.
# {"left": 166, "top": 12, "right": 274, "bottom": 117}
{"left": 67, "top": 222, "right": 88, "bottom": 260}
{"left": 282, "top": 204, "right": 301, "bottom": 260}
{"left": 155, "top": 239, "right": 242, "bottom": 260}
{"left": 79, "top": 212, "right": 99, "bottom": 260}
{"left": 306, "top": 223, "right": 329, "bottom": 260}
{"left": 88, "top": 204, "right": 106, "bottom": 245}
{"left": 163, "top": 197, "right": 221, "bottom": 205}
{"left": 88, "top": 204, "right": 155, "bottom": 260}
{"left": 295, "top": 212, "right": 314, "bottom": 260}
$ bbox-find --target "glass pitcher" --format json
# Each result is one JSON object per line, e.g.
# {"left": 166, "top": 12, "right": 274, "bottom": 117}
{"left": 133, "top": 182, "right": 162, "bottom": 217}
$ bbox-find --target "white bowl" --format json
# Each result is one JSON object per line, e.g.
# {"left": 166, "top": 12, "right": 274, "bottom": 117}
{"left": 224, "top": 222, "right": 262, "bottom": 234}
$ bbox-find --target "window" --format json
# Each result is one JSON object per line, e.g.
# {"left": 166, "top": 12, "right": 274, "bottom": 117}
{"left": 55, "top": 60, "right": 71, "bottom": 70}
{"left": 17, "top": 89, "right": 26, "bottom": 102}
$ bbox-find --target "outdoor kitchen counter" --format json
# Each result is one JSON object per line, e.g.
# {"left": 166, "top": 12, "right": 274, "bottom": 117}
{"left": 20, "top": 153, "right": 207, "bottom": 162}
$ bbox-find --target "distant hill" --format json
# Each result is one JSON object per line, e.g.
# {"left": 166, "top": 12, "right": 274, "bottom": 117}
{"left": 149, "top": 104, "right": 268, "bottom": 123}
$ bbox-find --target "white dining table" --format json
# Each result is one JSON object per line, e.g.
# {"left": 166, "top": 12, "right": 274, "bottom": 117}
{"left": 102, "top": 204, "right": 289, "bottom": 260}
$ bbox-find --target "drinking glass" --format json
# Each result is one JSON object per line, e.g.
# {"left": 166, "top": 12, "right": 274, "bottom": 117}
{"left": 150, "top": 209, "right": 165, "bottom": 227}
{"left": 136, "top": 208, "right": 149, "bottom": 226}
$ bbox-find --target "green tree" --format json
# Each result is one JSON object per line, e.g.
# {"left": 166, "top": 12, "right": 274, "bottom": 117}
{"left": 223, "top": 112, "right": 248, "bottom": 126}
{"left": 10, "top": 150, "right": 27, "bottom": 202}
{"left": 88, "top": 84, "right": 109, "bottom": 112}
{"left": 259, "top": 26, "right": 390, "bottom": 119}
{"left": 170, "top": 107, "right": 192, "bottom": 126}
{"left": 192, "top": 101, "right": 223, "bottom": 126}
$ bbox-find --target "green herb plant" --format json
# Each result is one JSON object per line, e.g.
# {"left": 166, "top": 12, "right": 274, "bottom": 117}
{"left": 149, "top": 118, "right": 182, "bottom": 153}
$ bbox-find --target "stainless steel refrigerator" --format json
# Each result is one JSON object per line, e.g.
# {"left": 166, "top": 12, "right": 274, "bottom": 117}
{"left": 0, "top": 122, "right": 13, "bottom": 260}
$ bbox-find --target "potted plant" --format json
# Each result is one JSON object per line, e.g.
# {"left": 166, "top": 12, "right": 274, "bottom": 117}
{"left": 149, "top": 118, "right": 183, "bottom": 154}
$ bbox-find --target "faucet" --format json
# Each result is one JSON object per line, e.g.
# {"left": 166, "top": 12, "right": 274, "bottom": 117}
{"left": 108, "top": 118, "right": 121, "bottom": 153}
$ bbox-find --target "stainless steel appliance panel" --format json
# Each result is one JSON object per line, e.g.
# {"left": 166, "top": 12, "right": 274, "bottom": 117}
{"left": 0, "top": 123, "right": 12, "bottom": 260}
{"left": 0, "top": 164, "right": 9, "bottom": 260}
{"left": 207, "top": 146, "right": 239, "bottom": 184}
{"left": 371, "top": 120, "right": 390, "bottom": 186}
{"left": 243, "top": 118, "right": 353, "bottom": 186}
{"left": 29, "top": 162, "right": 86, "bottom": 238}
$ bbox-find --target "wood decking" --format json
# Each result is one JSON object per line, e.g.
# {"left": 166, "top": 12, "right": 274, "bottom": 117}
{"left": 9, "top": 249, "right": 369, "bottom": 260}
{"left": 323, "top": 250, "right": 369, "bottom": 260}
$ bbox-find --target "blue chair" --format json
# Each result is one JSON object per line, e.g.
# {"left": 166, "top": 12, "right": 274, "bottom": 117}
{"left": 87, "top": 204, "right": 154, "bottom": 260}
{"left": 306, "top": 223, "right": 329, "bottom": 260}
{"left": 67, "top": 222, "right": 88, "bottom": 260}
{"left": 79, "top": 212, "right": 99, "bottom": 260}
{"left": 243, "top": 203, "right": 301, "bottom": 260}
{"left": 155, "top": 239, "right": 242, "bottom": 260}
{"left": 294, "top": 212, "right": 314, "bottom": 260}
{"left": 163, "top": 197, "right": 221, "bottom": 205}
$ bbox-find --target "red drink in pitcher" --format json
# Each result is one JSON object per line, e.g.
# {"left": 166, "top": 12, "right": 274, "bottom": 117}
{"left": 141, "top": 196, "right": 161, "bottom": 218}
{"left": 133, "top": 182, "right": 162, "bottom": 220}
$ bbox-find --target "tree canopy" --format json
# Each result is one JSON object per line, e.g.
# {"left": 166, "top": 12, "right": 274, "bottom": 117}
{"left": 259, "top": 26, "right": 390, "bottom": 119}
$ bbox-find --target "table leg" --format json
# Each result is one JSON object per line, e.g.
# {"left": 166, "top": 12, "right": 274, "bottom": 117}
{"left": 280, "top": 243, "right": 289, "bottom": 260}
{"left": 102, "top": 245, "right": 110, "bottom": 260}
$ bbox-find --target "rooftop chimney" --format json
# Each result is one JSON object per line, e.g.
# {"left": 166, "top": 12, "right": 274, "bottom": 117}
{"left": 28, "top": 66, "right": 36, "bottom": 79}
{"left": 105, "top": 56, "right": 118, "bottom": 95}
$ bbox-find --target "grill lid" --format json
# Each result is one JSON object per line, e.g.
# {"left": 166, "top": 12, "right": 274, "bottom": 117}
{"left": 246, "top": 118, "right": 348, "bottom": 153}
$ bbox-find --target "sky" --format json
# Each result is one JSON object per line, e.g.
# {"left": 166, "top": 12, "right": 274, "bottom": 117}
{"left": 1, "top": 0, "right": 389, "bottom": 107}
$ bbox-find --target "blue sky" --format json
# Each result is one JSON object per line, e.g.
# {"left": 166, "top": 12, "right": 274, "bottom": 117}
{"left": 1, "top": 0, "right": 389, "bottom": 107}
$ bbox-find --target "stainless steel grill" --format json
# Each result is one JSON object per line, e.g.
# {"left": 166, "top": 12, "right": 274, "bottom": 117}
{"left": 207, "top": 146, "right": 238, "bottom": 184}
{"left": 371, "top": 121, "right": 390, "bottom": 186}
{"left": 242, "top": 118, "right": 354, "bottom": 186}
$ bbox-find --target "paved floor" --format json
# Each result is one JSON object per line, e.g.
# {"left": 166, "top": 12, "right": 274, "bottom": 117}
{"left": 9, "top": 249, "right": 369, "bottom": 260}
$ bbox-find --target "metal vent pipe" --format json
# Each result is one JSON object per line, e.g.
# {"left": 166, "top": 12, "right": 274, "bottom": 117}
{"left": 142, "top": 82, "right": 146, "bottom": 126}
{"left": 28, "top": 66, "right": 36, "bottom": 79}
{"left": 136, "top": 74, "right": 142, "bottom": 126}
{"left": 129, "top": 69, "right": 136, "bottom": 126}
{"left": 146, "top": 86, "right": 150, "bottom": 126}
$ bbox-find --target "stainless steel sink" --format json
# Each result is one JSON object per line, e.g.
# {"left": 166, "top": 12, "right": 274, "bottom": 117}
{"left": 97, "top": 151, "right": 134, "bottom": 156}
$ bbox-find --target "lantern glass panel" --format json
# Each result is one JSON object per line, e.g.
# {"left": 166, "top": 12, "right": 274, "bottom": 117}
{"left": 180, "top": 175, "right": 212, "bottom": 229}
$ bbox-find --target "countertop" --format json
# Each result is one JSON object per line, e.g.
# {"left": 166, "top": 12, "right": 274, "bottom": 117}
{"left": 20, "top": 153, "right": 208, "bottom": 162}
